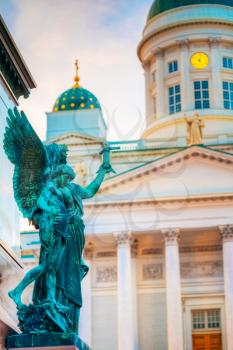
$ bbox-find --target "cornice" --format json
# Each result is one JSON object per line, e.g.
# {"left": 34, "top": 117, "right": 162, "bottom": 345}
{"left": 138, "top": 20, "right": 233, "bottom": 62}
{"left": 142, "top": 114, "right": 233, "bottom": 139}
{"left": 46, "top": 132, "right": 105, "bottom": 146}
{"left": 84, "top": 193, "right": 233, "bottom": 209}
{"left": 0, "top": 16, "right": 36, "bottom": 100}
{"left": 96, "top": 146, "right": 233, "bottom": 194}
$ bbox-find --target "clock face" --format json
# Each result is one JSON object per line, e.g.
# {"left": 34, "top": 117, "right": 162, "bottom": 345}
{"left": 191, "top": 52, "right": 209, "bottom": 69}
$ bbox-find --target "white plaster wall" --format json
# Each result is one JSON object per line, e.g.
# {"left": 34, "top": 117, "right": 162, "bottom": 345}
{"left": 92, "top": 295, "right": 117, "bottom": 350}
{"left": 138, "top": 292, "right": 167, "bottom": 350}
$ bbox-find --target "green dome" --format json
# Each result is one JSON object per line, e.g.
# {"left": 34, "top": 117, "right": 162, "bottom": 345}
{"left": 53, "top": 86, "right": 101, "bottom": 112}
{"left": 147, "top": 0, "right": 233, "bottom": 21}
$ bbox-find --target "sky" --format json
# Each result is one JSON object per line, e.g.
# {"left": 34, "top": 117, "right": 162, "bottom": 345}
{"left": 0, "top": 0, "right": 152, "bottom": 141}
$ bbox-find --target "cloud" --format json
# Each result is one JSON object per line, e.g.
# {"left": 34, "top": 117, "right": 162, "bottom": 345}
{"left": 3, "top": 0, "right": 151, "bottom": 140}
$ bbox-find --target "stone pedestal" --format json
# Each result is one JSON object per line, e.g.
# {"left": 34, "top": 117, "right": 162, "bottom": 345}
{"left": 7, "top": 334, "right": 91, "bottom": 350}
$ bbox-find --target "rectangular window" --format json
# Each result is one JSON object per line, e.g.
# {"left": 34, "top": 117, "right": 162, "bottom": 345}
{"left": 223, "top": 81, "right": 233, "bottom": 110}
{"left": 168, "top": 84, "right": 181, "bottom": 114}
{"left": 207, "top": 310, "right": 220, "bottom": 329}
{"left": 168, "top": 60, "right": 178, "bottom": 73}
{"left": 194, "top": 80, "right": 210, "bottom": 109}
{"left": 192, "top": 309, "right": 221, "bottom": 331}
{"left": 192, "top": 311, "right": 205, "bottom": 330}
{"left": 223, "top": 56, "right": 233, "bottom": 69}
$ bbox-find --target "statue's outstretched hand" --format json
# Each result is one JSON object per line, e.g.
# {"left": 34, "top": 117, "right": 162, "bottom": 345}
{"left": 99, "top": 145, "right": 116, "bottom": 174}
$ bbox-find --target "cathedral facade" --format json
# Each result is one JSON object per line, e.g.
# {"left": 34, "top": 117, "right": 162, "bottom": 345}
{"left": 17, "top": 1, "right": 233, "bottom": 350}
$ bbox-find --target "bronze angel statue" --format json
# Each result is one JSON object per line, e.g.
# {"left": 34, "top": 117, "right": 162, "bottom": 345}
{"left": 4, "top": 107, "right": 114, "bottom": 334}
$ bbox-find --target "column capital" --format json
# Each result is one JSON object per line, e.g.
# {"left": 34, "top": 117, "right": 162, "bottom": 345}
{"left": 219, "top": 225, "right": 233, "bottom": 242}
{"left": 208, "top": 37, "right": 221, "bottom": 47}
{"left": 155, "top": 47, "right": 164, "bottom": 58}
{"left": 115, "top": 232, "right": 133, "bottom": 246}
{"left": 162, "top": 228, "right": 180, "bottom": 244}
{"left": 177, "top": 39, "right": 189, "bottom": 50}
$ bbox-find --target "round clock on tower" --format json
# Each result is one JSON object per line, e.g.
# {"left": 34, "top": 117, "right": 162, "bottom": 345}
{"left": 191, "top": 52, "right": 209, "bottom": 69}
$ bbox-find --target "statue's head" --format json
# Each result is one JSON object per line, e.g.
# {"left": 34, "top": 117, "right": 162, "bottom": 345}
{"left": 45, "top": 143, "right": 68, "bottom": 170}
{"left": 51, "top": 164, "right": 76, "bottom": 187}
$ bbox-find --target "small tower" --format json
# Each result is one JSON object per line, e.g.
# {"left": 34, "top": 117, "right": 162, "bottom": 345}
{"left": 138, "top": 0, "right": 233, "bottom": 145}
{"left": 46, "top": 61, "right": 107, "bottom": 140}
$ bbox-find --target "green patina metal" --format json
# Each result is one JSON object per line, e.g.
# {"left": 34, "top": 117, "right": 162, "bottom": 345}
{"left": 3, "top": 107, "right": 114, "bottom": 335}
{"left": 52, "top": 86, "right": 101, "bottom": 112}
{"left": 7, "top": 333, "right": 91, "bottom": 350}
{"left": 147, "top": 0, "right": 233, "bottom": 21}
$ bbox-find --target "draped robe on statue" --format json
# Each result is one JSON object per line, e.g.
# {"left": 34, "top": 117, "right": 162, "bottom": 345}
{"left": 33, "top": 183, "right": 91, "bottom": 333}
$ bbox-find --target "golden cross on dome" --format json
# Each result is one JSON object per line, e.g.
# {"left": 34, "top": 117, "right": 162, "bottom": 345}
{"left": 73, "top": 59, "right": 80, "bottom": 88}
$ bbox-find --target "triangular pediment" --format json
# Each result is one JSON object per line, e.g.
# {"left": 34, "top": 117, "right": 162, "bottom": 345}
{"left": 94, "top": 146, "right": 233, "bottom": 202}
{"left": 46, "top": 131, "right": 105, "bottom": 146}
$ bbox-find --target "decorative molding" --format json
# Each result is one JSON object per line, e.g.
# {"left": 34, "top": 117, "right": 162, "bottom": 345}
{"left": 162, "top": 229, "right": 180, "bottom": 244}
{"left": 180, "top": 245, "right": 222, "bottom": 253}
{"left": 141, "top": 247, "right": 163, "bottom": 255}
{"left": 96, "top": 265, "right": 117, "bottom": 283}
{"left": 0, "top": 17, "right": 36, "bottom": 99}
{"left": 96, "top": 251, "right": 116, "bottom": 258}
{"left": 181, "top": 260, "right": 223, "bottom": 278}
{"left": 143, "top": 263, "right": 163, "bottom": 280}
{"left": 84, "top": 194, "right": 233, "bottom": 209}
{"left": 219, "top": 225, "right": 233, "bottom": 242}
{"left": 138, "top": 20, "right": 233, "bottom": 60}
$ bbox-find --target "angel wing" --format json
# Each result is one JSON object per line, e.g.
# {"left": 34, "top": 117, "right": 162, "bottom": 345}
{"left": 3, "top": 107, "right": 46, "bottom": 219}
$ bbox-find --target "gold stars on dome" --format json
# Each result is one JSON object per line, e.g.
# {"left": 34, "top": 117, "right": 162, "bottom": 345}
{"left": 73, "top": 59, "right": 81, "bottom": 88}
{"left": 52, "top": 61, "right": 101, "bottom": 112}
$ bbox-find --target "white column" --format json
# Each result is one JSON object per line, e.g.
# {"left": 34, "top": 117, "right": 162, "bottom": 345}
{"left": 209, "top": 37, "right": 223, "bottom": 109}
{"left": 178, "top": 39, "right": 192, "bottom": 111}
{"left": 219, "top": 225, "right": 233, "bottom": 350}
{"left": 163, "top": 229, "right": 184, "bottom": 350}
{"left": 79, "top": 243, "right": 93, "bottom": 347}
{"left": 116, "top": 232, "right": 137, "bottom": 350}
{"left": 143, "top": 62, "right": 153, "bottom": 125}
{"left": 156, "top": 49, "right": 165, "bottom": 118}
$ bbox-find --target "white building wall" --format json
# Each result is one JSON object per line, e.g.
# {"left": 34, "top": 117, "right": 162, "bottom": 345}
{"left": 138, "top": 292, "right": 167, "bottom": 350}
{"left": 0, "top": 83, "right": 20, "bottom": 249}
{"left": 92, "top": 295, "right": 117, "bottom": 350}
